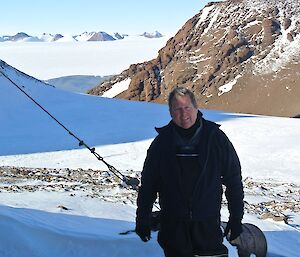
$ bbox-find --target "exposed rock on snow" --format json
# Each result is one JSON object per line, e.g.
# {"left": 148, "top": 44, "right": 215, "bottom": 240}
{"left": 1, "top": 166, "right": 300, "bottom": 227}
{"left": 0, "top": 166, "right": 138, "bottom": 205}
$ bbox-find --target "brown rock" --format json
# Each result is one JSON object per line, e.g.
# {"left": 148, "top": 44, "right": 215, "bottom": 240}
{"left": 88, "top": 0, "right": 300, "bottom": 117}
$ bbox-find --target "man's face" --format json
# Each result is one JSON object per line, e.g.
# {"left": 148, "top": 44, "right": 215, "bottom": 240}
{"left": 170, "top": 95, "right": 198, "bottom": 129}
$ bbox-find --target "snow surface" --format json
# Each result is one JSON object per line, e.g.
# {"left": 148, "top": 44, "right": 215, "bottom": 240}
{"left": 203, "top": 6, "right": 220, "bottom": 35}
{"left": 102, "top": 78, "right": 131, "bottom": 98}
{"left": 0, "top": 36, "right": 168, "bottom": 80}
{"left": 245, "top": 0, "right": 300, "bottom": 75}
{"left": 75, "top": 32, "right": 96, "bottom": 42}
{"left": 1, "top": 36, "right": 300, "bottom": 256}
{"left": 218, "top": 75, "right": 242, "bottom": 96}
{"left": 196, "top": 5, "right": 215, "bottom": 28}
{"left": 55, "top": 34, "right": 77, "bottom": 43}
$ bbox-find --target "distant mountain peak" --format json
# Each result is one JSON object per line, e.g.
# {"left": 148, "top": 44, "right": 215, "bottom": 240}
{"left": 10, "top": 32, "right": 31, "bottom": 41}
{"left": 113, "top": 32, "right": 125, "bottom": 40}
{"left": 0, "top": 31, "right": 163, "bottom": 42}
{"left": 88, "top": 31, "right": 116, "bottom": 41}
{"left": 141, "top": 31, "right": 163, "bottom": 38}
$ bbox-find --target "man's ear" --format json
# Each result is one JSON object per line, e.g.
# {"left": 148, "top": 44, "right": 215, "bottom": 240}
{"left": 169, "top": 108, "right": 174, "bottom": 118}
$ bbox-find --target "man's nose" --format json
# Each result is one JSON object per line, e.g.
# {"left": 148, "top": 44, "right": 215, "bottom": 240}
{"left": 179, "top": 111, "right": 187, "bottom": 119}
{"left": 181, "top": 108, "right": 188, "bottom": 115}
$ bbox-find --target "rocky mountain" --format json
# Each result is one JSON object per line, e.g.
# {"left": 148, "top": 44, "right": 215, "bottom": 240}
{"left": 74, "top": 31, "right": 117, "bottom": 41}
{"left": 114, "top": 33, "right": 126, "bottom": 39}
{"left": 4, "top": 32, "right": 41, "bottom": 42}
{"left": 8, "top": 32, "right": 31, "bottom": 41}
{"left": 88, "top": 0, "right": 300, "bottom": 117}
{"left": 0, "top": 31, "right": 163, "bottom": 42}
{"left": 39, "top": 33, "right": 64, "bottom": 42}
{"left": 141, "top": 31, "right": 163, "bottom": 38}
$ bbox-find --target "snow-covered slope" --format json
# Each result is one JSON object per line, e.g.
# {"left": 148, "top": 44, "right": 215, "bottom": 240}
{"left": 1, "top": 59, "right": 300, "bottom": 181}
{"left": 1, "top": 60, "right": 300, "bottom": 256}
{"left": 0, "top": 60, "right": 169, "bottom": 156}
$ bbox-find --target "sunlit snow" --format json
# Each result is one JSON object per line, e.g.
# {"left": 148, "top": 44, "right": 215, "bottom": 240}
{"left": 0, "top": 32, "right": 300, "bottom": 257}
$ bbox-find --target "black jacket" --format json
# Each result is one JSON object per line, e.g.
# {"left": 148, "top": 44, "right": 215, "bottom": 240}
{"left": 136, "top": 117, "right": 244, "bottom": 222}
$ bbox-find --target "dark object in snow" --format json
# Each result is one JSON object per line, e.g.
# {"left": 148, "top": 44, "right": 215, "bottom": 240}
{"left": 222, "top": 222, "right": 267, "bottom": 257}
{"left": 123, "top": 176, "right": 140, "bottom": 190}
{"left": 149, "top": 210, "right": 161, "bottom": 231}
{"left": 119, "top": 211, "right": 161, "bottom": 235}
{"left": 57, "top": 205, "right": 69, "bottom": 210}
{"left": 120, "top": 212, "right": 267, "bottom": 257}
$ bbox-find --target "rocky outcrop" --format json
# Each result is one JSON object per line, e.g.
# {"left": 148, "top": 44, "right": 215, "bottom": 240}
{"left": 89, "top": 0, "right": 300, "bottom": 117}
{"left": 1, "top": 166, "right": 299, "bottom": 224}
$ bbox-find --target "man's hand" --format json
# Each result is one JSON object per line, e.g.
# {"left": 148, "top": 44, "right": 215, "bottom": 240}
{"left": 135, "top": 218, "right": 151, "bottom": 242}
{"left": 224, "top": 218, "right": 243, "bottom": 241}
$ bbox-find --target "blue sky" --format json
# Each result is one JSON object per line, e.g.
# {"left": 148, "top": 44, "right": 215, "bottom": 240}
{"left": 1, "top": 0, "right": 215, "bottom": 36}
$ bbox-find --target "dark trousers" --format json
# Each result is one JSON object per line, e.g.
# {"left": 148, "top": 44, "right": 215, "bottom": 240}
{"left": 157, "top": 218, "right": 228, "bottom": 257}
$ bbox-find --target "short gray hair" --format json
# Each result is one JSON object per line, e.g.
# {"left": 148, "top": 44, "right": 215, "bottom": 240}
{"left": 168, "top": 87, "right": 198, "bottom": 110}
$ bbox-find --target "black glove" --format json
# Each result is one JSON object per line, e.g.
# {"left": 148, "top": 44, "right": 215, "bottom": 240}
{"left": 150, "top": 211, "right": 161, "bottom": 231}
{"left": 135, "top": 218, "right": 151, "bottom": 242}
{"left": 224, "top": 218, "right": 243, "bottom": 241}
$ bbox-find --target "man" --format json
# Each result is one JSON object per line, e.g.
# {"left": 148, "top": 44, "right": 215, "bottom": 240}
{"left": 136, "top": 87, "right": 244, "bottom": 257}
